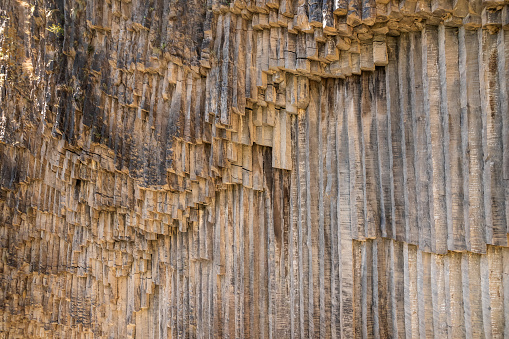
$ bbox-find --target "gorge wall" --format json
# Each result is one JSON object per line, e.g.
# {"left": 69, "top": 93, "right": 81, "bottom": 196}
{"left": 1, "top": 0, "right": 509, "bottom": 337}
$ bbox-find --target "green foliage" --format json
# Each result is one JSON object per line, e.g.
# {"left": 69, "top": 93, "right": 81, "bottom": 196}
{"left": 46, "top": 23, "right": 64, "bottom": 35}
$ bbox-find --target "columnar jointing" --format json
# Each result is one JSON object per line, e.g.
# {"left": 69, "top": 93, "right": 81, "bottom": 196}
{"left": 0, "top": 0, "right": 509, "bottom": 337}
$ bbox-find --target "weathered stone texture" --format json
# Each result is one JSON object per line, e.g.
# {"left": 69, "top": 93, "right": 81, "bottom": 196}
{"left": 1, "top": 0, "right": 509, "bottom": 337}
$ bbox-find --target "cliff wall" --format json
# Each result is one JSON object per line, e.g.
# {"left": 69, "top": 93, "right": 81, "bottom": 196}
{"left": 1, "top": 0, "right": 509, "bottom": 337}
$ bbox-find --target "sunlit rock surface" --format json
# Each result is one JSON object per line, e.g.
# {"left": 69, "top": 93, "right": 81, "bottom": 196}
{"left": 1, "top": 0, "right": 509, "bottom": 337}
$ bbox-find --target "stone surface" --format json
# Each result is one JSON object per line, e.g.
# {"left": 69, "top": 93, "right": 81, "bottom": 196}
{"left": 1, "top": 0, "right": 509, "bottom": 337}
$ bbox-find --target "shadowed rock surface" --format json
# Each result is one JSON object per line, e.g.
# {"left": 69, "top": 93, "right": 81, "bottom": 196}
{"left": 1, "top": 0, "right": 509, "bottom": 337}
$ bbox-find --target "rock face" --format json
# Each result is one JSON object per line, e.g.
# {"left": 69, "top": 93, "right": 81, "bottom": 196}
{"left": 1, "top": 0, "right": 509, "bottom": 337}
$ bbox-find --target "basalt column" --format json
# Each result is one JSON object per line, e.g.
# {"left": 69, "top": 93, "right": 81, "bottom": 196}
{"left": 1, "top": 0, "right": 509, "bottom": 337}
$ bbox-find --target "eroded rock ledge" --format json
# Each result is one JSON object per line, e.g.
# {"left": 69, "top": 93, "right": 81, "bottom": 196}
{"left": 1, "top": 0, "right": 509, "bottom": 337}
